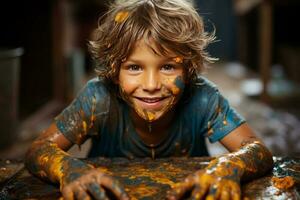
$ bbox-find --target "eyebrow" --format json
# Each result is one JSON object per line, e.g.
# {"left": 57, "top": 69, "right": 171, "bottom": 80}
{"left": 125, "top": 57, "right": 177, "bottom": 63}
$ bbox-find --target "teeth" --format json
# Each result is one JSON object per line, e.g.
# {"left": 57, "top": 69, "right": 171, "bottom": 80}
{"left": 140, "top": 98, "right": 161, "bottom": 103}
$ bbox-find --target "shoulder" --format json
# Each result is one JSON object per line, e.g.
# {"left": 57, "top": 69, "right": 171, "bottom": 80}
{"left": 194, "top": 76, "right": 219, "bottom": 93}
{"left": 85, "top": 77, "right": 110, "bottom": 95}
{"left": 77, "top": 77, "right": 113, "bottom": 115}
{"left": 186, "top": 76, "right": 220, "bottom": 107}
{"left": 178, "top": 76, "right": 221, "bottom": 121}
{"left": 83, "top": 77, "right": 112, "bottom": 101}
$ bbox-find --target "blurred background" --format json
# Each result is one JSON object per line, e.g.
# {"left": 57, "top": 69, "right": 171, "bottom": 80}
{"left": 0, "top": 0, "right": 299, "bottom": 160}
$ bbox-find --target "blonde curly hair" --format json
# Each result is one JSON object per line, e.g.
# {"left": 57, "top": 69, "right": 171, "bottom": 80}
{"left": 89, "top": 0, "right": 216, "bottom": 84}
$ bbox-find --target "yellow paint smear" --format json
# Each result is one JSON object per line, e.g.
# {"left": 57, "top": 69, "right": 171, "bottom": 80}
{"left": 82, "top": 121, "right": 87, "bottom": 133}
{"left": 272, "top": 176, "right": 295, "bottom": 189}
{"left": 171, "top": 86, "right": 180, "bottom": 95}
{"left": 173, "top": 56, "right": 184, "bottom": 63}
{"left": 147, "top": 111, "right": 156, "bottom": 121}
{"left": 207, "top": 128, "right": 214, "bottom": 136}
{"left": 49, "top": 155, "right": 65, "bottom": 181}
{"left": 125, "top": 165, "right": 177, "bottom": 187}
{"left": 126, "top": 184, "right": 158, "bottom": 198}
{"left": 115, "top": 11, "right": 129, "bottom": 23}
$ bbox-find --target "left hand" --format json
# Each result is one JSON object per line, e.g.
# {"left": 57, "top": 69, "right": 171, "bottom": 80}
{"left": 166, "top": 168, "right": 241, "bottom": 200}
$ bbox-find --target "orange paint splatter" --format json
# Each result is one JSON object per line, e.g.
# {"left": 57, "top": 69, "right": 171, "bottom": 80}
{"left": 49, "top": 155, "right": 65, "bottom": 182}
{"left": 272, "top": 176, "right": 295, "bottom": 189}
{"left": 207, "top": 128, "right": 214, "bottom": 136}
{"left": 82, "top": 121, "right": 87, "bottom": 133}
{"left": 171, "top": 86, "right": 180, "bottom": 95}
{"left": 173, "top": 56, "right": 184, "bottom": 63}
{"left": 115, "top": 11, "right": 129, "bottom": 23}
{"left": 147, "top": 111, "right": 155, "bottom": 121}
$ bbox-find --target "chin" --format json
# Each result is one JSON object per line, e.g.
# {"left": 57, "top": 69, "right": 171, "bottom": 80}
{"left": 133, "top": 102, "right": 175, "bottom": 122}
{"left": 129, "top": 95, "right": 179, "bottom": 122}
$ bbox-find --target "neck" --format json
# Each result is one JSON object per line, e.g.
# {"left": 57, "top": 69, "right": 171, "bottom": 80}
{"left": 130, "top": 108, "right": 176, "bottom": 145}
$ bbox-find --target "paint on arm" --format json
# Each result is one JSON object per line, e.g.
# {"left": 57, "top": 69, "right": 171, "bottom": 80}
{"left": 55, "top": 79, "right": 110, "bottom": 146}
{"left": 25, "top": 139, "right": 93, "bottom": 188}
{"left": 206, "top": 141, "right": 273, "bottom": 182}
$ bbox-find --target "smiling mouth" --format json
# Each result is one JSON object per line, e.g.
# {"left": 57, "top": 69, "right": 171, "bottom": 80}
{"left": 135, "top": 97, "right": 168, "bottom": 103}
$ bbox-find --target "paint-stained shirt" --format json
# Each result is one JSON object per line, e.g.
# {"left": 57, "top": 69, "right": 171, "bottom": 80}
{"left": 55, "top": 77, "right": 245, "bottom": 158}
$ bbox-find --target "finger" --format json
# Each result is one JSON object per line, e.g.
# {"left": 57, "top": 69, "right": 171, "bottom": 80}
{"left": 87, "top": 183, "right": 108, "bottom": 200}
{"left": 62, "top": 186, "right": 74, "bottom": 200}
{"left": 231, "top": 186, "right": 241, "bottom": 200}
{"left": 206, "top": 184, "right": 221, "bottom": 199}
{"left": 220, "top": 190, "right": 230, "bottom": 200}
{"left": 166, "top": 175, "right": 195, "bottom": 200}
{"left": 191, "top": 183, "right": 208, "bottom": 200}
{"left": 219, "top": 186, "right": 230, "bottom": 200}
{"left": 96, "top": 174, "right": 129, "bottom": 200}
{"left": 74, "top": 187, "right": 91, "bottom": 200}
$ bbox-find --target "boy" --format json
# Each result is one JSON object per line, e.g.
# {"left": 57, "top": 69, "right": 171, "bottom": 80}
{"left": 25, "top": 0, "right": 273, "bottom": 199}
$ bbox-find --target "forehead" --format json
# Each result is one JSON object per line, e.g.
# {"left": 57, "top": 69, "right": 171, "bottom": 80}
{"left": 127, "top": 39, "right": 177, "bottom": 60}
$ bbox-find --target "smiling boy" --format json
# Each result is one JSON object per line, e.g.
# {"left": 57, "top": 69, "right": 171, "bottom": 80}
{"left": 25, "top": 0, "right": 273, "bottom": 199}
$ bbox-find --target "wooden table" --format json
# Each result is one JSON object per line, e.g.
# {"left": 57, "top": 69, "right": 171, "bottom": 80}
{"left": 0, "top": 157, "right": 299, "bottom": 199}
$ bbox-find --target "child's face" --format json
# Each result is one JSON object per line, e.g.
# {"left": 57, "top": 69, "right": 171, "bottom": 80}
{"left": 118, "top": 40, "right": 185, "bottom": 122}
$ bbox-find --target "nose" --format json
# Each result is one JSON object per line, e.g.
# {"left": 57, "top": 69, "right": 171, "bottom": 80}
{"left": 142, "top": 70, "right": 161, "bottom": 92}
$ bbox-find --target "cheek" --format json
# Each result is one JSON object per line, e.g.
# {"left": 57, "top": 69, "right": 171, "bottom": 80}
{"left": 119, "top": 78, "right": 139, "bottom": 94}
{"left": 163, "top": 76, "right": 185, "bottom": 95}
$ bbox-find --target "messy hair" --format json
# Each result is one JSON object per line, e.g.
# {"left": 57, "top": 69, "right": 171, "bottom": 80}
{"left": 89, "top": 0, "right": 216, "bottom": 84}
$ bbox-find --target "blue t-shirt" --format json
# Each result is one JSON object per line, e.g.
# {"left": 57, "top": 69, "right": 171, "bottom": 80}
{"left": 55, "top": 77, "right": 245, "bottom": 158}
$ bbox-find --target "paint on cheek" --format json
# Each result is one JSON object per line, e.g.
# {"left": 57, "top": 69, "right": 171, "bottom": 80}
{"left": 122, "top": 76, "right": 185, "bottom": 122}
{"left": 171, "top": 87, "right": 180, "bottom": 95}
{"left": 170, "top": 76, "right": 185, "bottom": 95}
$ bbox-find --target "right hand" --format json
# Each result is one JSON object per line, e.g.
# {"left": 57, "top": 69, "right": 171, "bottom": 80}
{"left": 61, "top": 167, "right": 130, "bottom": 200}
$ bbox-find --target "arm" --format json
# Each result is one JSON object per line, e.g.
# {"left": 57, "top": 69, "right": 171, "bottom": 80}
{"left": 219, "top": 123, "right": 273, "bottom": 181}
{"left": 25, "top": 123, "right": 129, "bottom": 200}
{"left": 167, "top": 123, "right": 273, "bottom": 200}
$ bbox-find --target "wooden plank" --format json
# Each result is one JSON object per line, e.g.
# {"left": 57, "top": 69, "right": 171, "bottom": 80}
{"left": 259, "top": 1, "right": 273, "bottom": 103}
{"left": 0, "top": 157, "right": 299, "bottom": 199}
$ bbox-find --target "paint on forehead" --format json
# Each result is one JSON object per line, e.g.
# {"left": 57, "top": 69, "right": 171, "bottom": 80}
{"left": 115, "top": 11, "right": 129, "bottom": 23}
{"left": 173, "top": 56, "right": 184, "bottom": 64}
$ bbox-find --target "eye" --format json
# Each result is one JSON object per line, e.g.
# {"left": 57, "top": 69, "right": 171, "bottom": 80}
{"left": 161, "top": 64, "right": 175, "bottom": 72}
{"left": 128, "top": 65, "right": 142, "bottom": 71}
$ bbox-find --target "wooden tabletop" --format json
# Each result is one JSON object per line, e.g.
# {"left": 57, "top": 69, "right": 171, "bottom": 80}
{"left": 0, "top": 157, "right": 299, "bottom": 199}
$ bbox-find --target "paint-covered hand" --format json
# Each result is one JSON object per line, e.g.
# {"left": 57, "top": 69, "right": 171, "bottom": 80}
{"left": 61, "top": 160, "right": 129, "bottom": 200}
{"left": 166, "top": 157, "right": 243, "bottom": 200}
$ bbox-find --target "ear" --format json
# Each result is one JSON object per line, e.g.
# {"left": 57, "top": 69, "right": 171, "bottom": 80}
{"left": 181, "top": 69, "right": 188, "bottom": 84}
{"left": 112, "top": 76, "right": 119, "bottom": 84}
{"left": 111, "top": 65, "right": 120, "bottom": 85}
